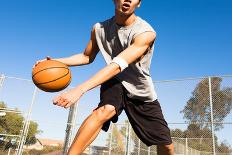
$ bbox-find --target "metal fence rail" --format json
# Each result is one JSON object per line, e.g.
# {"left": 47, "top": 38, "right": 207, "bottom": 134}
{"left": 0, "top": 74, "right": 231, "bottom": 155}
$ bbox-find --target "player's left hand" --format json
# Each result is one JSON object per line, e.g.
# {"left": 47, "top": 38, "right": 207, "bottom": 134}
{"left": 53, "top": 87, "right": 85, "bottom": 108}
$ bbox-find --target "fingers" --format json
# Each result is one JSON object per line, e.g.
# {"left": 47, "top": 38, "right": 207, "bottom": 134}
{"left": 64, "top": 102, "right": 74, "bottom": 109}
{"left": 53, "top": 96, "right": 61, "bottom": 105}
{"left": 59, "top": 100, "right": 70, "bottom": 108}
{"left": 53, "top": 97, "right": 69, "bottom": 107}
{"left": 52, "top": 88, "right": 82, "bottom": 109}
{"left": 33, "top": 56, "right": 51, "bottom": 68}
{"left": 46, "top": 56, "right": 51, "bottom": 60}
{"left": 53, "top": 95, "right": 75, "bottom": 108}
{"left": 33, "top": 61, "right": 42, "bottom": 69}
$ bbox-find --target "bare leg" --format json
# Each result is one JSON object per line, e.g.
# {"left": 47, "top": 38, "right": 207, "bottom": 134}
{"left": 68, "top": 105, "right": 116, "bottom": 155}
{"left": 157, "top": 143, "right": 174, "bottom": 155}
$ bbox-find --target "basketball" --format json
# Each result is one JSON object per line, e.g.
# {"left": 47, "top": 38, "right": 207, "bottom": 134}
{"left": 32, "top": 60, "right": 71, "bottom": 92}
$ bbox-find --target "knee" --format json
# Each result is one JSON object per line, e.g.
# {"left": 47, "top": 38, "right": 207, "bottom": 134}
{"left": 93, "top": 105, "right": 116, "bottom": 123}
{"left": 157, "top": 143, "right": 174, "bottom": 155}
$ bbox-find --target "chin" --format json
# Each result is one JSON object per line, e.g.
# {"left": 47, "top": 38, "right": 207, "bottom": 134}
{"left": 120, "top": 10, "right": 133, "bottom": 16}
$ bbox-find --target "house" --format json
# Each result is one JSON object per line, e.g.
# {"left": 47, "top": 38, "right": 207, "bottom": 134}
{"left": 24, "top": 138, "right": 63, "bottom": 150}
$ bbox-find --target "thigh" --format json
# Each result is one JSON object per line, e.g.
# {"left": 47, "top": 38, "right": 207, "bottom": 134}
{"left": 96, "top": 78, "right": 125, "bottom": 131}
{"left": 124, "top": 99, "right": 172, "bottom": 146}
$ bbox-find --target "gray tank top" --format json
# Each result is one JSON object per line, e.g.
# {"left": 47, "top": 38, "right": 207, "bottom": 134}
{"left": 94, "top": 16, "right": 157, "bottom": 102}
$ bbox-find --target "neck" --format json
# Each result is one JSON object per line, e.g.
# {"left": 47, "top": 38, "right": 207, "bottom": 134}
{"left": 115, "top": 11, "right": 137, "bottom": 26}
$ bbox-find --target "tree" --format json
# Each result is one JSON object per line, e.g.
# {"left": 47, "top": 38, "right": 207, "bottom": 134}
{"left": 25, "top": 121, "right": 39, "bottom": 145}
{"left": 170, "top": 127, "right": 232, "bottom": 153}
{"left": 106, "top": 123, "right": 126, "bottom": 154}
{"left": 181, "top": 77, "right": 232, "bottom": 130}
{"left": 180, "top": 77, "right": 232, "bottom": 153}
{"left": 0, "top": 102, "right": 40, "bottom": 151}
{"left": 106, "top": 120, "right": 152, "bottom": 155}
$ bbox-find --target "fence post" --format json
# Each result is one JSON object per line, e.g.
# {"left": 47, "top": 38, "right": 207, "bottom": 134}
{"left": 125, "top": 122, "right": 131, "bottom": 155}
{"left": 63, "top": 102, "right": 78, "bottom": 155}
{"left": 109, "top": 125, "right": 113, "bottom": 155}
{"left": 148, "top": 147, "right": 151, "bottom": 155}
{"left": 138, "top": 139, "right": 140, "bottom": 155}
{"left": 209, "top": 77, "right": 216, "bottom": 155}
{"left": 185, "top": 137, "right": 188, "bottom": 155}
{"left": 17, "top": 87, "right": 38, "bottom": 155}
{"left": 200, "top": 136, "right": 203, "bottom": 152}
{"left": 7, "top": 148, "right": 11, "bottom": 155}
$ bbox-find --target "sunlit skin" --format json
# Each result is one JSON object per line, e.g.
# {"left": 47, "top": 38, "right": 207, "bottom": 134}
{"left": 52, "top": 0, "right": 152, "bottom": 110}
{"left": 34, "top": 0, "right": 174, "bottom": 154}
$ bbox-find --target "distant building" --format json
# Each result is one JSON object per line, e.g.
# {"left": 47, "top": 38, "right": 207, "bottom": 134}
{"left": 24, "top": 138, "right": 63, "bottom": 150}
{"left": 90, "top": 146, "right": 109, "bottom": 155}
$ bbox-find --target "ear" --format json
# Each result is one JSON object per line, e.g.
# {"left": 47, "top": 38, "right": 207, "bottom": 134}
{"left": 137, "top": 1, "right": 141, "bottom": 8}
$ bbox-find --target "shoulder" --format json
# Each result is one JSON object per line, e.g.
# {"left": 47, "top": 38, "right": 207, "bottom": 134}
{"left": 135, "top": 16, "right": 155, "bottom": 33}
{"left": 93, "top": 17, "right": 115, "bottom": 30}
{"left": 132, "top": 17, "right": 156, "bottom": 40}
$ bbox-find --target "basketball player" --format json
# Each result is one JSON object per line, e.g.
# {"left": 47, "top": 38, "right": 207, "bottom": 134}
{"left": 35, "top": 0, "right": 174, "bottom": 154}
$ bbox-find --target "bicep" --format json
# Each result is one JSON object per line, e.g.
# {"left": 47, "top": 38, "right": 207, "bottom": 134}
{"left": 117, "top": 31, "right": 156, "bottom": 64}
{"left": 83, "top": 27, "right": 99, "bottom": 62}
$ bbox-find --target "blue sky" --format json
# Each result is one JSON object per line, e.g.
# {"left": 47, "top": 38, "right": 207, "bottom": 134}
{"left": 0, "top": 0, "right": 232, "bottom": 147}
{"left": 0, "top": 0, "right": 232, "bottom": 82}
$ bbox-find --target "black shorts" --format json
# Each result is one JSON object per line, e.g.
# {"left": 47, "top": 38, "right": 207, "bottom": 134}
{"left": 97, "top": 78, "right": 172, "bottom": 146}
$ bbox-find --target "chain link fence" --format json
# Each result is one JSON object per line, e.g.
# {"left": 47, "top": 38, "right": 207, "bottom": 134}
{"left": 0, "top": 74, "right": 231, "bottom": 155}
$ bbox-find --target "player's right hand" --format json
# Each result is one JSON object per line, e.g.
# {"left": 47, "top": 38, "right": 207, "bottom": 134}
{"left": 33, "top": 56, "right": 51, "bottom": 68}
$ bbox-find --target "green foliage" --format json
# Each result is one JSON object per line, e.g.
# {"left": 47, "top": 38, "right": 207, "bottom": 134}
{"left": 25, "top": 121, "right": 41, "bottom": 145}
{"left": 106, "top": 123, "right": 126, "bottom": 154}
{"left": 106, "top": 120, "right": 151, "bottom": 154}
{"left": 217, "top": 142, "right": 232, "bottom": 153}
{"left": 181, "top": 77, "right": 232, "bottom": 130}
{"left": 171, "top": 124, "right": 232, "bottom": 153}
{"left": 0, "top": 101, "right": 40, "bottom": 150}
{"left": 106, "top": 77, "right": 232, "bottom": 154}
{"left": 179, "top": 77, "right": 232, "bottom": 153}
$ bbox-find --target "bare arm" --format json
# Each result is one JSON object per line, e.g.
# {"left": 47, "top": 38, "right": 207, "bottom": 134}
{"left": 53, "top": 27, "right": 99, "bottom": 66}
{"left": 53, "top": 31, "right": 156, "bottom": 108}
{"left": 78, "top": 31, "right": 156, "bottom": 92}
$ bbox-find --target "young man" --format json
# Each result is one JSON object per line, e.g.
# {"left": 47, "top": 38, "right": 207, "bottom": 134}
{"left": 37, "top": 0, "right": 174, "bottom": 154}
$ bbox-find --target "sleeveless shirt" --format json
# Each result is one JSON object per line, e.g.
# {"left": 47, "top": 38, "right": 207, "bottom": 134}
{"left": 94, "top": 16, "right": 157, "bottom": 102}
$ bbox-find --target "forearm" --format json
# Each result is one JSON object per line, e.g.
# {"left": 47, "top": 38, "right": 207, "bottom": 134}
{"left": 54, "top": 53, "right": 91, "bottom": 67}
{"left": 77, "top": 63, "right": 121, "bottom": 92}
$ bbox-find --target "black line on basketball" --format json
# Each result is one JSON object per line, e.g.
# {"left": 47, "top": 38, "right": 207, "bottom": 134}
{"left": 33, "top": 68, "right": 70, "bottom": 85}
{"left": 32, "top": 66, "right": 69, "bottom": 78}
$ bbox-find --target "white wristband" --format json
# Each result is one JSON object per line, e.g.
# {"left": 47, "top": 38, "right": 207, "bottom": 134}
{"left": 111, "top": 57, "right": 128, "bottom": 72}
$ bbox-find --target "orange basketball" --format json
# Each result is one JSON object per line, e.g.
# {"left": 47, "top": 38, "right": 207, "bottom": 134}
{"left": 32, "top": 60, "right": 71, "bottom": 92}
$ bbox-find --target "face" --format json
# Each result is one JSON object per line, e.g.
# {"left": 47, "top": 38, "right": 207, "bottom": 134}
{"left": 113, "top": 0, "right": 141, "bottom": 16}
